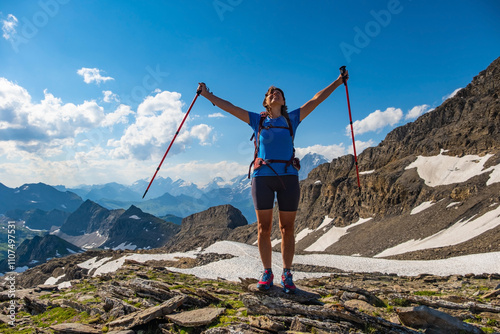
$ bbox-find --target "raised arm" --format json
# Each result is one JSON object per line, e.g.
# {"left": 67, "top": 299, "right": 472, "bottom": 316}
{"left": 198, "top": 83, "right": 250, "bottom": 124}
{"left": 299, "top": 71, "right": 348, "bottom": 121}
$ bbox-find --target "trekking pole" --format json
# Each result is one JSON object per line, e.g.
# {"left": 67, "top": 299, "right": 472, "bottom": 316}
{"left": 340, "top": 66, "right": 361, "bottom": 189}
{"left": 142, "top": 88, "right": 202, "bottom": 199}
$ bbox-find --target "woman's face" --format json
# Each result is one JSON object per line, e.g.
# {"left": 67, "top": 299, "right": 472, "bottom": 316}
{"left": 266, "top": 89, "right": 284, "bottom": 107}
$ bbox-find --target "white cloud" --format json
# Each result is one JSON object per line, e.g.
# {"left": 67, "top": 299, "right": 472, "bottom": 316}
{"left": 0, "top": 77, "right": 139, "bottom": 160}
{"left": 405, "top": 104, "right": 432, "bottom": 120}
{"left": 101, "top": 104, "right": 134, "bottom": 127}
{"left": 0, "top": 79, "right": 105, "bottom": 148}
{"left": 295, "top": 144, "right": 346, "bottom": 161}
{"left": 77, "top": 67, "right": 114, "bottom": 84}
{"left": 103, "top": 90, "right": 119, "bottom": 103}
{"left": 442, "top": 88, "right": 462, "bottom": 101}
{"left": 349, "top": 107, "right": 403, "bottom": 135}
{"left": 109, "top": 90, "right": 213, "bottom": 160}
{"left": 1, "top": 14, "right": 18, "bottom": 40}
{"left": 348, "top": 139, "right": 375, "bottom": 155}
{"left": 208, "top": 112, "right": 226, "bottom": 118}
{"left": 189, "top": 124, "right": 213, "bottom": 146}
{"left": 0, "top": 79, "right": 222, "bottom": 187}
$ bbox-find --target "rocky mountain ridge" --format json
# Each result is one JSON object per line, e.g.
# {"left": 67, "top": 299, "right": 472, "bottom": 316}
{"left": 0, "top": 183, "right": 83, "bottom": 214}
{"left": 0, "top": 235, "right": 82, "bottom": 273}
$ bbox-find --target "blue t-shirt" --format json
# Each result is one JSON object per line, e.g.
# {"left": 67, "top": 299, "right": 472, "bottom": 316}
{"left": 248, "top": 108, "right": 301, "bottom": 177}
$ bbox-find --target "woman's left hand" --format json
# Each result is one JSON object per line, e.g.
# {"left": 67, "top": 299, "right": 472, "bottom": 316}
{"left": 338, "top": 70, "right": 349, "bottom": 84}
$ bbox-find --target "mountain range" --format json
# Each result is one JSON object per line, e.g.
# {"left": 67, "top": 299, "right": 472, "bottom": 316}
{"left": 50, "top": 152, "right": 328, "bottom": 223}
{"left": 1, "top": 57, "right": 499, "bottom": 275}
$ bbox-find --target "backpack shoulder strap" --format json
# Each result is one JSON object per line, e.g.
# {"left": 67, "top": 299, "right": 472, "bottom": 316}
{"left": 250, "top": 112, "right": 267, "bottom": 141}
{"left": 282, "top": 112, "right": 294, "bottom": 139}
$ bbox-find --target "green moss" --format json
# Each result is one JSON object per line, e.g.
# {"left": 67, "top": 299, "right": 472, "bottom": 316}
{"left": 486, "top": 319, "right": 498, "bottom": 326}
{"left": 171, "top": 284, "right": 188, "bottom": 289}
{"left": 31, "top": 307, "right": 79, "bottom": 328}
{"left": 81, "top": 296, "right": 102, "bottom": 304}
{"left": 222, "top": 299, "right": 244, "bottom": 310}
{"left": 391, "top": 298, "right": 410, "bottom": 307}
{"left": 123, "top": 299, "right": 142, "bottom": 308}
{"left": 413, "top": 290, "right": 442, "bottom": 296}
{"left": 0, "top": 324, "right": 37, "bottom": 334}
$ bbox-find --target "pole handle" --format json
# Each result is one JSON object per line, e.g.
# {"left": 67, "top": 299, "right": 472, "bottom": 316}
{"left": 339, "top": 65, "right": 348, "bottom": 85}
{"left": 197, "top": 83, "right": 215, "bottom": 106}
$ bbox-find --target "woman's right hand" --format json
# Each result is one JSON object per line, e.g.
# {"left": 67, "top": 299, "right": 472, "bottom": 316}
{"left": 197, "top": 82, "right": 209, "bottom": 97}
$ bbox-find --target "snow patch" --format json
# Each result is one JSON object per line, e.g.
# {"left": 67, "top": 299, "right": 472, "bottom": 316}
{"left": 360, "top": 170, "right": 375, "bottom": 175}
{"left": 447, "top": 202, "right": 461, "bottom": 209}
{"left": 411, "top": 201, "right": 435, "bottom": 215}
{"left": 295, "top": 228, "right": 314, "bottom": 242}
{"left": 294, "top": 216, "right": 333, "bottom": 245}
{"left": 78, "top": 256, "right": 113, "bottom": 271}
{"left": 113, "top": 242, "right": 137, "bottom": 250}
{"left": 271, "top": 238, "right": 281, "bottom": 247}
{"left": 82, "top": 251, "right": 199, "bottom": 277}
{"left": 375, "top": 204, "right": 500, "bottom": 258}
{"left": 305, "top": 217, "right": 372, "bottom": 252}
{"left": 129, "top": 215, "right": 141, "bottom": 220}
{"left": 406, "top": 152, "right": 499, "bottom": 186}
{"left": 316, "top": 216, "right": 334, "bottom": 230}
{"left": 44, "top": 274, "right": 65, "bottom": 285}
{"left": 58, "top": 281, "right": 72, "bottom": 289}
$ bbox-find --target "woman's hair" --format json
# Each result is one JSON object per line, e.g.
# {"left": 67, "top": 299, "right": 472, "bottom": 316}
{"left": 263, "top": 86, "right": 288, "bottom": 116}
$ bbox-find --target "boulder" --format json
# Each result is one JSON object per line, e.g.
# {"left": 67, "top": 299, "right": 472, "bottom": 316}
{"left": 166, "top": 307, "right": 225, "bottom": 327}
{"left": 396, "top": 305, "right": 483, "bottom": 334}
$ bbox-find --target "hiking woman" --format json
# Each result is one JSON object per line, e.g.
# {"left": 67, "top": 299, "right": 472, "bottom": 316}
{"left": 197, "top": 71, "right": 348, "bottom": 293}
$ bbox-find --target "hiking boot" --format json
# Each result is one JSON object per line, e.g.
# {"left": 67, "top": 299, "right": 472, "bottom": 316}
{"left": 281, "top": 270, "right": 296, "bottom": 294}
{"left": 257, "top": 269, "right": 274, "bottom": 291}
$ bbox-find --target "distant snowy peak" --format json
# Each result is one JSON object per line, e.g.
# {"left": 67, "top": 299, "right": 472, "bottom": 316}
{"left": 298, "top": 153, "right": 329, "bottom": 180}
{"left": 202, "top": 176, "right": 233, "bottom": 192}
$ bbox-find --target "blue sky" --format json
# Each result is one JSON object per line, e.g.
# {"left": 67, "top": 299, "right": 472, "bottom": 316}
{"left": 0, "top": 0, "right": 499, "bottom": 188}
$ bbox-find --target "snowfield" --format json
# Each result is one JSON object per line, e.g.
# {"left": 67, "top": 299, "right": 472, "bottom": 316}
{"left": 55, "top": 240, "right": 500, "bottom": 288}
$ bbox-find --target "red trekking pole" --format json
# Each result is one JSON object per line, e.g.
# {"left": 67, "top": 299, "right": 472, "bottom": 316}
{"left": 340, "top": 66, "right": 361, "bottom": 189}
{"left": 142, "top": 88, "right": 202, "bottom": 199}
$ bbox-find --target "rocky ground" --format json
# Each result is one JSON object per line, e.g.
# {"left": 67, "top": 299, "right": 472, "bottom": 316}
{"left": 1, "top": 253, "right": 499, "bottom": 333}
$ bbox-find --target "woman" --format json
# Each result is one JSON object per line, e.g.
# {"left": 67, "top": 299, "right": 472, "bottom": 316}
{"left": 198, "top": 71, "right": 348, "bottom": 293}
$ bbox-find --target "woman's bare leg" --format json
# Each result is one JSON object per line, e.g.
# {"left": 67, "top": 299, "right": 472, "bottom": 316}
{"left": 256, "top": 209, "right": 273, "bottom": 269}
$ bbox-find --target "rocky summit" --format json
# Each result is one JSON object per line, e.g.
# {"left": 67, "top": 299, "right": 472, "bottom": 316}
{"left": 163, "top": 204, "right": 248, "bottom": 253}
{"left": 1, "top": 254, "right": 499, "bottom": 333}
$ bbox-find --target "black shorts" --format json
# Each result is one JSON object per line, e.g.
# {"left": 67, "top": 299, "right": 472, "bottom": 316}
{"left": 251, "top": 175, "right": 300, "bottom": 211}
